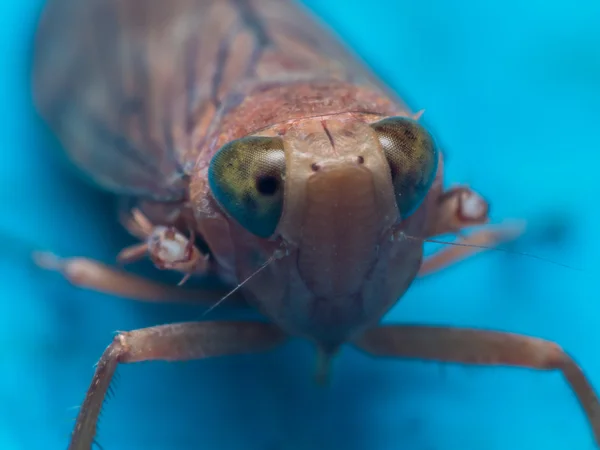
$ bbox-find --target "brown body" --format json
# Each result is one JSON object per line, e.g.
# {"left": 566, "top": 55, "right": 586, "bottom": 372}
{"left": 32, "top": 0, "right": 600, "bottom": 449}
{"left": 33, "top": 0, "right": 397, "bottom": 199}
{"left": 34, "top": 0, "right": 428, "bottom": 349}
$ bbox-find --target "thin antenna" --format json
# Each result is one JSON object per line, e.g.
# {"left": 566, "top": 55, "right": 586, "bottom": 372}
{"left": 201, "top": 251, "right": 280, "bottom": 317}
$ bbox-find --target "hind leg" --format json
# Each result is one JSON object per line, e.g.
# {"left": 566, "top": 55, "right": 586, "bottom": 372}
{"left": 68, "top": 321, "right": 286, "bottom": 449}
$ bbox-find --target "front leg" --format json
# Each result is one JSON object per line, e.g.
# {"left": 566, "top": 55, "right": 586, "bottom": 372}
{"left": 35, "top": 205, "right": 236, "bottom": 306}
{"left": 119, "top": 208, "right": 211, "bottom": 285}
{"left": 353, "top": 325, "right": 600, "bottom": 446}
{"left": 34, "top": 251, "right": 247, "bottom": 307}
{"left": 69, "top": 321, "right": 287, "bottom": 450}
{"left": 419, "top": 185, "right": 525, "bottom": 276}
{"left": 425, "top": 185, "right": 491, "bottom": 237}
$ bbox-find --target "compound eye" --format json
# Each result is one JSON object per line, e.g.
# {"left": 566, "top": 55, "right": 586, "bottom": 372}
{"left": 371, "top": 117, "right": 439, "bottom": 218}
{"left": 208, "top": 136, "right": 286, "bottom": 238}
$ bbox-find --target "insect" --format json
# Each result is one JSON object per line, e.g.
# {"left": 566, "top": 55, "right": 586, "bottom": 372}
{"left": 31, "top": 0, "right": 600, "bottom": 448}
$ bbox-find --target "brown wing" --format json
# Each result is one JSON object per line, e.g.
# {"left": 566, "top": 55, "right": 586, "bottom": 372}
{"left": 32, "top": 0, "right": 393, "bottom": 201}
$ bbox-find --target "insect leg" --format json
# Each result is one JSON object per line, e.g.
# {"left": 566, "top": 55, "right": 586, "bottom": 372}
{"left": 418, "top": 222, "right": 525, "bottom": 276}
{"left": 119, "top": 208, "right": 210, "bottom": 281}
{"left": 68, "top": 321, "right": 286, "bottom": 450}
{"left": 419, "top": 185, "right": 525, "bottom": 276}
{"left": 114, "top": 241, "right": 148, "bottom": 264}
{"left": 426, "top": 185, "right": 491, "bottom": 237}
{"left": 33, "top": 251, "right": 247, "bottom": 308}
{"left": 353, "top": 325, "right": 600, "bottom": 446}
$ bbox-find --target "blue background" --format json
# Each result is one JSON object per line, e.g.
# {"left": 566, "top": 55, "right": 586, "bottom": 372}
{"left": 2, "top": 0, "right": 600, "bottom": 449}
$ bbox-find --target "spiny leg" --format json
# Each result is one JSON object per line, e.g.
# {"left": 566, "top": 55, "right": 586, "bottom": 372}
{"left": 69, "top": 321, "right": 287, "bottom": 450}
{"left": 34, "top": 251, "right": 247, "bottom": 308}
{"left": 353, "top": 325, "right": 600, "bottom": 445}
{"left": 419, "top": 185, "right": 525, "bottom": 276}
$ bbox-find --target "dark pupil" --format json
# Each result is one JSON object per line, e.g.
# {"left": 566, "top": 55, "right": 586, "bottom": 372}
{"left": 256, "top": 175, "right": 279, "bottom": 196}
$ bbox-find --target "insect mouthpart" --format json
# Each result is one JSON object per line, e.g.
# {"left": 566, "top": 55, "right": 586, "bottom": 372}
{"left": 296, "top": 164, "right": 383, "bottom": 299}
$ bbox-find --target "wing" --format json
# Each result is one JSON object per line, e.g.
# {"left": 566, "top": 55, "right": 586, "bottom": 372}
{"left": 32, "top": 0, "right": 395, "bottom": 201}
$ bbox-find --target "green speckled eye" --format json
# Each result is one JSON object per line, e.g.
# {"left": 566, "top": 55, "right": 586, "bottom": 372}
{"left": 371, "top": 117, "right": 439, "bottom": 218}
{"left": 208, "top": 136, "right": 286, "bottom": 238}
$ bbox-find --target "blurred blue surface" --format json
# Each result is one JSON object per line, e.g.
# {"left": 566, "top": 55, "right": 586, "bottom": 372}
{"left": 2, "top": 0, "right": 600, "bottom": 449}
